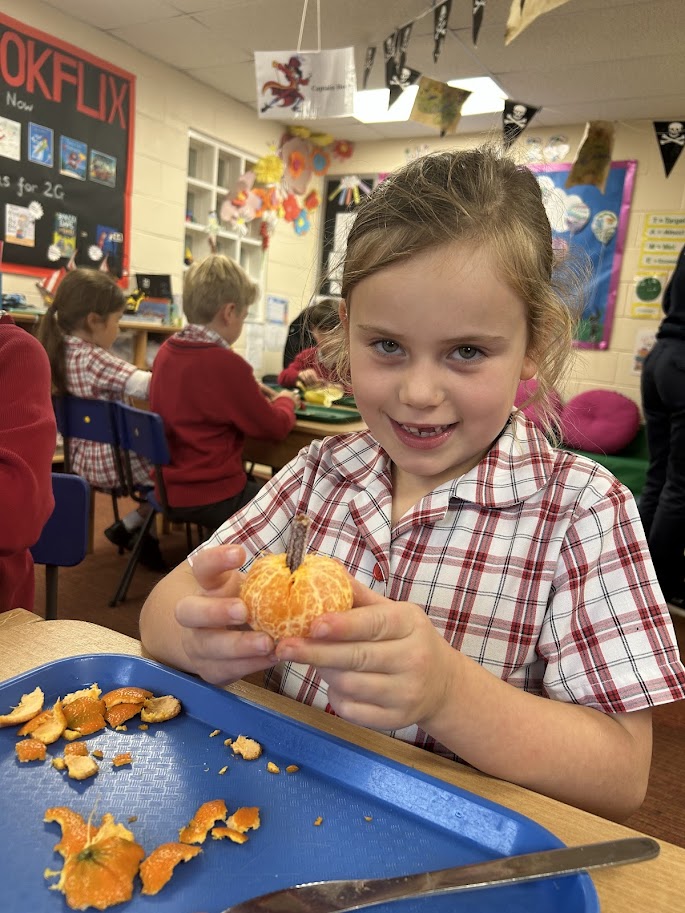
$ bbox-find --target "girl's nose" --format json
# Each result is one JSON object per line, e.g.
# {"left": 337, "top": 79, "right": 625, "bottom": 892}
{"left": 398, "top": 365, "right": 445, "bottom": 409}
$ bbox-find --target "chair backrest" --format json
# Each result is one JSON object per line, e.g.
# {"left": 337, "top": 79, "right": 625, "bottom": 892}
{"left": 53, "top": 395, "right": 122, "bottom": 481}
{"left": 31, "top": 473, "right": 90, "bottom": 569}
{"left": 115, "top": 403, "right": 172, "bottom": 507}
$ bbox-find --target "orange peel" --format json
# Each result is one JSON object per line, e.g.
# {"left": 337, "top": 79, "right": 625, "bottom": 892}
{"left": 105, "top": 702, "right": 144, "bottom": 728}
{"left": 101, "top": 687, "right": 152, "bottom": 710}
{"left": 139, "top": 842, "right": 202, "bottom": 896}
{"left": 15, "top": 738, "right": 47, "bottom": 762}
{"left": 0, "top": 686, "right": 44, "bottom": 726}
{"left": 62, "top": 697, "right": 107, "bottom": 735}
{"left": 179, "top": 799, "right": 227, "bottom": 844}
{"left": 44, "top": 807, "right": 94, "bottom": 859}
{"left": 140, "top": 695, "right": 181, "bottom": 723}
{"left": 18, "top": 700, "right": 66, "bottom": 744}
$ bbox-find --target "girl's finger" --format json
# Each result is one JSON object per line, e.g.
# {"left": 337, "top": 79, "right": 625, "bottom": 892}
{"left": 175, "top": 595, "right": 247, "bottom": 628}
{"left": 183, "top": 626, "right": 275, "bottom": 662}
{"left": 190, "top": 543, "right": 246, "bottom": 592}
{"left": 309, "top": 601, "right": 415, "bottom": 643}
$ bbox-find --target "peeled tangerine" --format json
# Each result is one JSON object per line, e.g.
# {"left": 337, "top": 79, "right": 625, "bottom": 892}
{"left": 240, "top": 552, "right": 353, "bottom": 641}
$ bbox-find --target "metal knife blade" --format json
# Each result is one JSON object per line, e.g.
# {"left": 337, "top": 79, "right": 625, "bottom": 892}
{"left": 221, "top": 836, "right": 659, "bottom": 913}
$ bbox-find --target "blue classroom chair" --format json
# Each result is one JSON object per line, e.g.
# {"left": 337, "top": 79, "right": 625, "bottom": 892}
{"left": 30, "top": 473, "right": 90, "bottom": 620}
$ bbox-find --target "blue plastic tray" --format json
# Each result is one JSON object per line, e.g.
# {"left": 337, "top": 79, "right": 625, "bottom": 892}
{"left": 0, "top": 655, "right": 598, "bottom": 913}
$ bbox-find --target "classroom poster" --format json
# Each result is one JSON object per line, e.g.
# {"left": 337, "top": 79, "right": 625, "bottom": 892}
{"left": 0, "top": 12, "right": 135, "bottom": 279}
{"left": 529, "top": 161, "right": 636, "bottom": 349}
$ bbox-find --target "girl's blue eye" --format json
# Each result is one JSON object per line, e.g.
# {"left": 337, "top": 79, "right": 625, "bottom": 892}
{"left": 454, "top": 346, "right": 481, "bottom": 361}
{"left": 373, "top": 339, "right": 401, "bottom": 354}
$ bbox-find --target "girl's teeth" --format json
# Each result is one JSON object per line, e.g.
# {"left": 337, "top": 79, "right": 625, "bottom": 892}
{"left": 402, "top": 424, "right": 448, "bottom": 437}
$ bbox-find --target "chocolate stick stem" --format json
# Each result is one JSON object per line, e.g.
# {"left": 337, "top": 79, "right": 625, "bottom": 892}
{"left": 286, "top": 514, "right": 311, "bottom": 572}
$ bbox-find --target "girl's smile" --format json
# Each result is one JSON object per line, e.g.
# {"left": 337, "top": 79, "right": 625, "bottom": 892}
{"left": 344, "top": 242, "right": 536, "bottom": 509}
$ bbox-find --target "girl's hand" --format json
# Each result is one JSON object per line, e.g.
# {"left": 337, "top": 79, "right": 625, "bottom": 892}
{"left": 297, "top": 368, "right": 320, "bottom": 388}
{"left": 175, "top": 544, "right": 277, "bottom": 686}
{"left": 274, "top": 578, "right": 458, "bottom": 732}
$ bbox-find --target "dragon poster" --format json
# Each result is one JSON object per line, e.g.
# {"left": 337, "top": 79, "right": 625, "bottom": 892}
{"left": 255, "top": 48, "right": 356, "bottom": 120}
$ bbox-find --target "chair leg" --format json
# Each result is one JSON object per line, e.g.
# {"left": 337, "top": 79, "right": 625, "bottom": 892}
{"left": 109, "top": 510, "right": 156, "bottom": 606}
{"left": 45, "top": 566, "right": 58, "bottom": 621}
{"left": 185, "top": 523, "right": 193, "bottom": 554}
{"left": 87, "top": 488, "right": 96, "bottom": 555}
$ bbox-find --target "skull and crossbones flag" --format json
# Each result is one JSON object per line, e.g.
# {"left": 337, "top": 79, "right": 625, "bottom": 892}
{"left": 502, "top": 100, "right": 540, "bottom": 148}
{"left": 433, "top": 1, "right": 452, "bottom": 63}
{"left": 384, "top": 24, "right": 419, "bottom": 108}
{"left": 472, "top": 0, "right": 486, "bottom": 46}
{"left": 654, "top": 121, "right": 685, "bottom": 177}
{"left": 362, "top": 46, "right": 377, "bottom": 89}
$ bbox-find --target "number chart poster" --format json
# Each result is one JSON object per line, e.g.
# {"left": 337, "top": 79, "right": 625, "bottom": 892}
{"left": 0, "top": 13, "right": 135, "bottom": 279}
{"left": 529, "top": 160, "right": 637, "bottom": 349}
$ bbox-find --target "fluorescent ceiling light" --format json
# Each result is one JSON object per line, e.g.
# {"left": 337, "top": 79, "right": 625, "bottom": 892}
{"left": 353, "top": 77, "right": 507, "bottom": 124}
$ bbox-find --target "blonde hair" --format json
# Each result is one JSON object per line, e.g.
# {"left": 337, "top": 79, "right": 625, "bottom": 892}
{"left": 183, "top": 254, "right": 259, "bottom": 324}
{"left": 320, "top": 145, "right": 582, "bottom": 438}
{"left": 38, "top": 268, "right": 125, "bottom": 395}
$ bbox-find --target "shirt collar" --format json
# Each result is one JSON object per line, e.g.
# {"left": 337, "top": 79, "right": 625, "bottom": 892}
{"left": 176, "top": 324, "right": 229, "bottom": 348}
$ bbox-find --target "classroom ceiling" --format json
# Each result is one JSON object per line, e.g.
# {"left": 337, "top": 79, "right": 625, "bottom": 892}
{"left": 43, "top": 0, "right": 685, "bottom": 141}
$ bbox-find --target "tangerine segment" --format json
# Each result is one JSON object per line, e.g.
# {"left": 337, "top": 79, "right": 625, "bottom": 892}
{"left": 44, "top": 807, "right": 93, "bottom": 858}
{"left": 18, "top": 700, "right": 66, "bottom": 744}
{"left": 0, "top": 686, "right": 44, "bottom": 726}
{"left": 54, "top": 817, "right": 144, "bottom": 911}
{"left": 101, "top": 687, "right": 152, "bottom": 710}
{"left": 16, "top": 738, "right": 47, "bottom": 762}
{"left": 179, "top": 799, "right": 227, "bottom": 844}
{"left": 139, "top": 843, "right": 202, "bottom": 896}
{"left": 241, "top": 552, "right": 353, "bottom": 640}
{"left": 63, "top": 697, "right": 107, "bottom": 735}
{"left": 105, "top": 702, "right": 144, "bottom": 728}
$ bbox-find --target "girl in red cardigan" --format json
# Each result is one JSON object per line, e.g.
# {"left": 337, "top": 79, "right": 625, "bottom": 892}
{"left": 277, "top": 298, "right": 341, "bottom": 389}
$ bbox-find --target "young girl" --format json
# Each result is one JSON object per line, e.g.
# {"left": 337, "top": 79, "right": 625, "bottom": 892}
{"left": 277, "top": 298, "right": 341, "bottom": 389}
{"left": 38, "top": 268, "right": 165, "bottom": 570}
{"left": 140, "top": 147, "right": 685, "bottom": 820}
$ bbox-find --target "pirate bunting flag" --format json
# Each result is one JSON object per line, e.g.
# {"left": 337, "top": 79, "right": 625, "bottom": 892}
{"left": 502, "top": 100, "right": 540, "bottom": 148}
{"left": 472, "top": 0, "right": 486, "bottom": 46}
{"left": 433, "top": 1, "right": 452, "bottom": 63}
{"left": 654, "top": 121, "right": 685, "bottom": 177}
{"left": 384, "top": 24, "right": 419, "bottom": 108}
{"left": 566, "top": 121, "right": 615, "bottom": 192}
{"left": 362, "top": 46, "right": 377, "bottom": 89}
{"left": 505, "top": 0, "right": 571, "bottom": 45}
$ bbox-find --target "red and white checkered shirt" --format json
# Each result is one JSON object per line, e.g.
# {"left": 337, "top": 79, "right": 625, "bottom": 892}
{"left": 197, "top": 412, "right": 685, "bottom": 758}
{"left": 64, "top": 335, "right": 152, "bottom": 490}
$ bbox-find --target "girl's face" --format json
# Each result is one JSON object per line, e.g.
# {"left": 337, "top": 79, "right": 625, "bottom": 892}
{"left": 344, "top": 244, "right": 536, "bottom": 499}
{"left": 90, "top": 308, "right": 124, "bottom": 351}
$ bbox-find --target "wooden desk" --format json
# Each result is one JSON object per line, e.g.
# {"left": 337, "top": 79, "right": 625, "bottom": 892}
{"left": 244, "top": 415, "right": 366, "bottom": 471}
{"left": 7, "top": 310, "right": 178, "bottom": 370}
{"left": 1, "top": 616, "right": 683, "bottom": 912}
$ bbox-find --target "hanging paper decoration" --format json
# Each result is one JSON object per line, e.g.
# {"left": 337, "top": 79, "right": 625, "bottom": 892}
{"left": 280, "top": 135, "right": 313, "bottom": 195}
{"left": 383, "top": 24, "right": 419, "bottom": 108}
{"left": 505, "top": 0, "right": 572, "bottom": 44}
{"left": 293, "top": 210, "right": 311, "bottom": 236}
{"left": 653, "top": 121, "right": 685, "bottom": 178}
{"left": 304, "top": 190, "right": 321, "bottom": 211}
{"left": 502, "top": 100, "right": 540, "bottom": 148}
{"left": 388, "top": 64, "right": 421, "bottom": 108}
{"left": 525, "top": 136, "right": 544, "bottom": 161}
{"left": 472, "top": 0, "right": 486, "bottom": 46}
{"left": 255, "top": 48, "right": 356, "bottom": 119}
{"left": 328, "top": 175, "right": 373, "bottom": 207}
{"left": 410, "top": 77, "right": 470, "bottom": 138}
{"left": 332, "top": 139, "right": 354, "bottom": 160}
{"left": 383, "top": 31, "right": 399, "bottom": 95}
{"left": 566, "top": 121, "right": 615, "bottom": 192}
{"left": 312, "top": 148, "right": 331, "bottom": 175}
{"left": 433, "top": 1, "right": 452, "bottom": 63}
{"left": 363, "top": 46, "right": 376, "bottom": 89}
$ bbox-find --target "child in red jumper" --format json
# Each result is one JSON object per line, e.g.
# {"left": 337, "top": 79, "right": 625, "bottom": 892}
{"left": 150, "top": 255, "right": 300, "bottom": 534}
{"left": 277, "top": 298, "right": 340, "bottom": 389}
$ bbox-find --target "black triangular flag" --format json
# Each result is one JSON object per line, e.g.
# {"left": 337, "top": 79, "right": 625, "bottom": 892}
{"left": 383, "top": 30, "right": 398, "bottom": 97}
{"left": 396, "top": 22, "right": 413, "bottom": 72}
{"left": 433, "top": 1, "right": 452, "bottom": 62}
{"left": 472, "top": 0, "right": 486, "bottom": 46}
{"left": 502, "top": 100, "right": 540, "bottom": 148}
{"left": 654, "top": 121, "right": 685, "bottom": 177}
{"left": 388, "top": 65, "right": 421, "bottom": 108}
{"left": 363, "top": 46, "right": 376, "bottom": 89}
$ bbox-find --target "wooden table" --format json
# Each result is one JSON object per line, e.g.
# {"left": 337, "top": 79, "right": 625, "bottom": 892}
{"left": 1, "top": 613, "right": 683, "bottom": 912}
{"left": 243, "top": 414, "right": 366, "bottom": 471}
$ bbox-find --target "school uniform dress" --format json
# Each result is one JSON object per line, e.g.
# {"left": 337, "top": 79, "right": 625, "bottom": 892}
{"left": 0, "top": 324, "right": 56, "bottom": 613}
{"left": 150, "top": 324, "right": 296, "bottom": 528}
{"left": 277, "top": 345, "right": 335, "bottom": 388}
{"left": 197, "top": 411, "right": 685, "bottom": 759}
{"left": 64, "top": 335, "right": 152, "bottom": 490}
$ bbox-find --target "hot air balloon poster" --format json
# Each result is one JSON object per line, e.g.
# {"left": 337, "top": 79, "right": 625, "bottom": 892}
{"left": 528, "top": 160, "right": 637, "bottom": 349}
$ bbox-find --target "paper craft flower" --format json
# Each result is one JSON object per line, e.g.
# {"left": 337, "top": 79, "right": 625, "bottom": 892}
{"left": 282, "top": 193, "right": 301, "bottom": 222}
{"left": 310, "top": 133, "right": 334, "bottom": 147}
{"left": 312, "top": 150, "right": 331, "bottom": 175}
{"left": 254, "top": 153, "right": 284, "bottom": 185}
{"left": 294, "top": 210, "right": 310, "bottom": 235}
{"left": 287, "top": 126, "right": 312, "bottom": 139}
{"left": 304, "top": 190, "right": 320, "bottom": 211}
{"left": 281, "top": 136, "right": 312, "bottom": 195}
{"left": 332, "top": 139, "right": 354, "bottom": 160}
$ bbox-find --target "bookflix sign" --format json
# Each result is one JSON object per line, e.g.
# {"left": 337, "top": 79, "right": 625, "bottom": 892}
{"left": 0, "top": 13, "right": 135, "bottom": 278}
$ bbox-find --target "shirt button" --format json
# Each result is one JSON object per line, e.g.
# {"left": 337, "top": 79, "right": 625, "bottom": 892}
{"left": 372, "top": 563, "right": 384, "bottom": 581}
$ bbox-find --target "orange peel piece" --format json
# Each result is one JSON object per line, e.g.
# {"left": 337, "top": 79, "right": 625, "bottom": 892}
{"left": 105, "top": 702, "right": 144, "bottom": 728}
{"left": 16, "top": 738, "right": 47, "bottom": 762}
{"left": 18, "top": 700, "right": 66, "bottom": 744}
{"left": 44, "top": 807, "right": 93, "bottom": 858}
{"left": 231, "top": 735, "right": 262, "bottom": 760}
{"left": 63, "top": 685, "right": 102, "bottom": 705}
{"left": 179, "top": 799, "right": 227, "bottom": 844}
{"left": 101, "top": 687, "right": 152, "bottom": 710}
{"left": 211, "top": 826, "right": 248, "bottom": 843}
{"left": 64, "top": 755, "right": 99, "bottom": 781}
{"left": 139, "top": 842, "right": 202, "bottom": 896}
{"left": 0, "top": 686, "right": 44, "bottom": 727}
{"left": 112, "top": 753, "right": 132, "bottom": 767}
{"left": 227, "top": 806, "right": 260, "bottom": 834}
{"left": 140, "top": 695, "right": 181, "bottom": 723}
{"left": 64, "top": 742, "right": 89, "bottom": 757}
{"left": 241, "top": 552, "right": 353, "bottom": 640}
{"left": 62, "top": 697, "right": 107, "bottom": 735}
{"left": 52, "top": 815, "right": 144, "bottom": 911}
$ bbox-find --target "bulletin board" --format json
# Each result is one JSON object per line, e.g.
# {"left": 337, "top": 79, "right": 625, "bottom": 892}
{"left": 0, "top": 12, "right": 135, "bottom": 279}
{"left": 529, "top": 160, "right": 637, "bottom": 349}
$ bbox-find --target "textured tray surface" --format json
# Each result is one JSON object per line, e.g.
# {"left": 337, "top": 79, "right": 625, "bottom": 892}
{"left": 0, "top": 655, "right": 597, "bottom": 913}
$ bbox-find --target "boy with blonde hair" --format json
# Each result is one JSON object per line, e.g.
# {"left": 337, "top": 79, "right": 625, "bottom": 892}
{"left": 150, "top": 254, "right": 300, "bottom": 533}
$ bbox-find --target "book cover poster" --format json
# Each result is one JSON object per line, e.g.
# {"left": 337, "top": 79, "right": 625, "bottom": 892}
{"left": 89, "top": 150, "right": 117, "bottom": 187}
{"left": 95, "top": 225, "right": 123, "bottom": 258}
{"left": 60, "top": 136, "right": 88, "bottom": 180}
{"left": 5, "top": 204, "right": 35, "bottom": 246}
{"left": 0, "top": 115, "right": 21, "bottom": 161}
{"left": 53, "top": 212, "right": 77, "bottom": 257}
{"left": 28, "top": 123, "right": 54, "bottom": 167}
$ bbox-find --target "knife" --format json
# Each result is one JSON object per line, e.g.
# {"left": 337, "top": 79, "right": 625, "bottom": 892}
{"left": 220, "top": 836, "right": 659, "bottom": 913}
